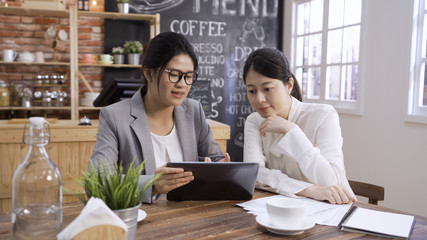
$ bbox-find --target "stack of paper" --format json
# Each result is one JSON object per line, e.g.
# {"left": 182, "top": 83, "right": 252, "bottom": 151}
{"left": 340, "top": 206, "right": 416, "bottom": 239}
{"left": 237, "top": 195, "right": 352, "bottom": 226}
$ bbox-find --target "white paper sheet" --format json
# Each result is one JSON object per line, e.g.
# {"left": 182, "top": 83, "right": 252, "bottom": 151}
{"left": 237, "top": 195, "right": 352, "bottom": 226}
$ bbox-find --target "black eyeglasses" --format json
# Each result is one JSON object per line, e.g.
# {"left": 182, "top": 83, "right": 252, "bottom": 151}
{"left": 163, "top": 69, "right": 198, "bottom": 85}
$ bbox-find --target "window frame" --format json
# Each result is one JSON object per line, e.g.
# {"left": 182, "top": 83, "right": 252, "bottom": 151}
{"left": 291, "top": 0, "right": 366, "bottom": 115}
{"left": 407, "top": 0, "right": 427, "bottom": 124}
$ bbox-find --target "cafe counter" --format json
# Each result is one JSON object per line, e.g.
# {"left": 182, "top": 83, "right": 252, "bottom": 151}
{"left": 0, "top": 119, "right": 230, "bottom": 212}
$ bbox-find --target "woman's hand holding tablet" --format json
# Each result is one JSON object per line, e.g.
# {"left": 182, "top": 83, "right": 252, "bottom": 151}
{"left": 153, "top": 165, "right": 195, "bottom": 194}
{"left": 204, "top": 153, "right": 231, "bottom": 162}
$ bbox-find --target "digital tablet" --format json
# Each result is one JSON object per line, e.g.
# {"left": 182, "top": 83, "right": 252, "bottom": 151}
{"left": 166, "top": 162, "right": 259, "bottom": 201}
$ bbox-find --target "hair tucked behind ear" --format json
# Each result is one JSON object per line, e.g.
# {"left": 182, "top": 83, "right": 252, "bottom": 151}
{"left": 243, "top": 48, "right": 302, "bottom": 102}
{"left": 140, "top": 32, "right": 198, "bottom": 95}
{"left": 290, "top": 73, "right": 302, "bottom": 102}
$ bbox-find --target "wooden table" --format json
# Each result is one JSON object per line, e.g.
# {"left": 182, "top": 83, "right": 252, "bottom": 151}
{"left": 1, "top": 191, "right": 426, "bottom": 239}
{"left": 0, "top": 119, "right": 230, "bottom": 212}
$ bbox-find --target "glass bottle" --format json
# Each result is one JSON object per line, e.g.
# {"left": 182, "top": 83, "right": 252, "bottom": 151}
{"left": 12, "top": 117, "right": 63, "bottom": 239}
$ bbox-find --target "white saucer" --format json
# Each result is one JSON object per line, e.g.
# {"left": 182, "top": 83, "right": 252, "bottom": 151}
{"left": 99, "top": 60, "right": 113, "bottom": 65}
{"left": 137, "top": 209, "right": 146, "bottom": 222}
{"left": 255, "top": 214, "right": 315, "bottom": 236}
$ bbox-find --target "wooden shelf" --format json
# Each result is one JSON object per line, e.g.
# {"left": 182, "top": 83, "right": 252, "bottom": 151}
{"left": 79, "top": 63, "right": 141, "bottom": 68}
{"left": 78, "top": 11, "right": 157, "bottom": 22}
{"left": 0, "top": 61, "right": 70, "bottom": 66}
{"left": 0, "top": 7, "right": 157, "bottom": 21}
{"left": 79, "top": 106, "right": 102, "bottom": 110}
{"left": 33, "top": 84, "right": 69, "bottom": 88}
{"left": 0, "top": 7, "right": 159, "bottom": 36}
{"left": 0, "top": 106, "right": 71, "bottom": 110}
{"left": 0, "top": 6, "right": 69, "bottom": 17}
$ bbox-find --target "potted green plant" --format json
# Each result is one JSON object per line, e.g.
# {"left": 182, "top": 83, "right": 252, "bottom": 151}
{"left": 117, "top": 0, "right": 131, "bottom": 14}
{"left": 124, "top": 41, "right": 143, "bottom": 65}
{"left": 112, "top": 46, "right": 124, "bottom": 65}
{"left": 69, "top": 160, "right": 159, "bottom": 240}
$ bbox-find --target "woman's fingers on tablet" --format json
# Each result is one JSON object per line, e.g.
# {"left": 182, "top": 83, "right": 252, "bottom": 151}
{"left": 156, "top": 166, "right": 185, "bottom": 175}
{"left": 154, "top": 172, "right": 194, "bottom": 193}
{"left": 207, "top": 153, "right": 230, "bottom": 162}
{"left": 222, "top": 153, "right": 230, "bottom": 162}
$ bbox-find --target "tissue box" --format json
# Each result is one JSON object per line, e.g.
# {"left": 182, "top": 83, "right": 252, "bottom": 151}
{"left": 20, "top": 0, "right": 66, "bottom": 10}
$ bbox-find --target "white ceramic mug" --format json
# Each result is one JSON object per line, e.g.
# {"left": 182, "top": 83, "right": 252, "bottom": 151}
{"left": 3, "top": 49, "right": 17, "bottom": 62}
{"left": 18, "top": 51, "right": 35, "bottom": 63}
{"left": 100, "top": 54, "right": 113, "bottom": 62}
{"left": 266, "top": 198, "right": 306, "bottom": 228}
{"left": 35, "top": 51, "right": 45, "bottom": 63}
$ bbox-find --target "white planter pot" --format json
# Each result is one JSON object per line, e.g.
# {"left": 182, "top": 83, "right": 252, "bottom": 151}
{"left": 127, "top": 53, "right": 141, "bottom": 65}
{"left": 117, "top": 3, "right": 129, "bottom": 14}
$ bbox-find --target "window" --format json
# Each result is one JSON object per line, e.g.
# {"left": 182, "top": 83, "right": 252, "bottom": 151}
{"left": 408, "top": 0, "right": 427, "bottom": 123}
{"left": 293, "top": 0, "right": 364, "bottom": 114}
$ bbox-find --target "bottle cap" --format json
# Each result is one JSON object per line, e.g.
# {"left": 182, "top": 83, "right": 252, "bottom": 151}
{"left": 29, "top": 117, "right": 45, "bottom": 128}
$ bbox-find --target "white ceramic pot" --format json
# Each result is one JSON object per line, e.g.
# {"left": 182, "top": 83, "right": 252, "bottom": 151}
{"left": 117, "top": 3, "right": 129, "bottom": 14}
{"left": 18, "top": 51, "right": 35, "bottom": 63}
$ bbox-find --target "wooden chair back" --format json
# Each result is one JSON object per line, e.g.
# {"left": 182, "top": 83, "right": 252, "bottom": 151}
{"left": 348, "top": 180, "right": 385, "bottom": 205}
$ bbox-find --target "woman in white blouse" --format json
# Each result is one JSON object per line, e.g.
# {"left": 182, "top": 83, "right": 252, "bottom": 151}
{"left": 243, "top": 48, "right": 355, "bottom": 204}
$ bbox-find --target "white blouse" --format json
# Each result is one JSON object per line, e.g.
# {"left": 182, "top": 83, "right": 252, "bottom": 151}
{"left": 243, "top": 97, "right": 353, "bottom": 197}
{"left": 151, "top": 124, "right": 183, "bottom": 168}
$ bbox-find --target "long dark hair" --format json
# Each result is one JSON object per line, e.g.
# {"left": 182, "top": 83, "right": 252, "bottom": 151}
{"left": 243, "top": 48, "right": 302, "bottom": 101}
{"left": 141, "top": 32, "right": 198, "bottom": 95}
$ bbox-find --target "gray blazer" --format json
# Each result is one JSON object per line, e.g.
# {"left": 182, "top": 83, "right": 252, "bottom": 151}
{"left": 90, "top": 89, "right": 224, "bottom": 203}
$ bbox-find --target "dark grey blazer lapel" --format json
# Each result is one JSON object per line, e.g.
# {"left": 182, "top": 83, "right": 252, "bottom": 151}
{"left": 129, "top": 91, "right": 156, "bottom": 174}
{"left": 174, "top": 101, "right": 198, "bottom": 162}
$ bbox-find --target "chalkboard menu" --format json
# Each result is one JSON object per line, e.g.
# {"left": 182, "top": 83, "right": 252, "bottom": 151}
{"left": 107, "top": 0, "right": 282, "bottom": 161}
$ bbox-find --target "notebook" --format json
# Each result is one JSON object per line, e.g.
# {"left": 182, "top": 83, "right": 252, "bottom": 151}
{"left": 340, "top": 206, "right": 416, "bottom": 239}
{"left": 166, "top": 162, "right": 259, "bottom": 201}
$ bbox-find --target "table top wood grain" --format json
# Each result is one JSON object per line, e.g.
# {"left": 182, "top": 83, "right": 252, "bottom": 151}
{"left": 1, "top": 191, "right": 426, "bottom": 239}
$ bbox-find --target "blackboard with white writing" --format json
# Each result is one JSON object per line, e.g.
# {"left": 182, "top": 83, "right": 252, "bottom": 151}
{"left": 106, "top": 0, "right": 282, "bottom": 161}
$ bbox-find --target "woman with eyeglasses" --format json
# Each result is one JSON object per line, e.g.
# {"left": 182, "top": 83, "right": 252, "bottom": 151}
{"left": 242, "top": 48, "right": 355, "bottom": 204}
{"left": 90, "top": 32, "right": 229, "bottom": 203}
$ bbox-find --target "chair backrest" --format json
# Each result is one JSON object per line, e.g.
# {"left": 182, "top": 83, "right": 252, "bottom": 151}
{"left": 348, "top": 180, "right": 385, "bottom": 205}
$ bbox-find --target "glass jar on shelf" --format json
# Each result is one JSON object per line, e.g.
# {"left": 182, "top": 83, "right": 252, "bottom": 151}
{"left": 50, "top": 74, "right": 58, "bottom": 85}
{"left": 43, "top": 74, "right": 50, "bottom": 85}
{"left": 89, "top": 0, "right": 104, "bottom": 12}
{"left": 35, "top": 74, "right": 44, "bottom": 86}
{"left": 57, "top": 74, "right": 65, "bottom": 85}
{"left": 0, "top": 80, "right": 10, "bottom": 106}
{"left": 11, "top": 82, "right": 24, "bottom": 106}
{"left": 42, "top": 90, "right": 52, "bottom": 107}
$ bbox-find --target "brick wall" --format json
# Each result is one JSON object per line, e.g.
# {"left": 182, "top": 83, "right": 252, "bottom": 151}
{"left": 0, "top": 4, "right": 105, "bottom": 102}
{"left": 77, "top": 17, "right": 105, "bottom": 93}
